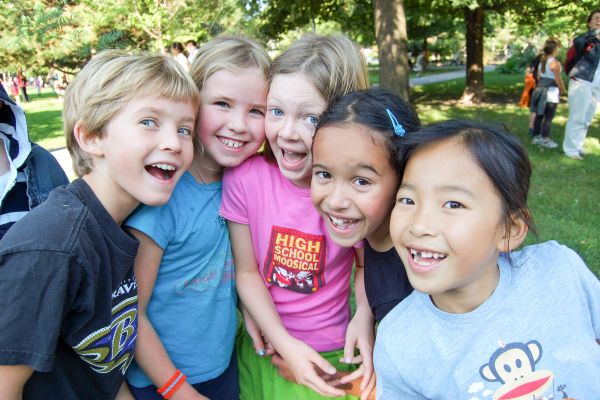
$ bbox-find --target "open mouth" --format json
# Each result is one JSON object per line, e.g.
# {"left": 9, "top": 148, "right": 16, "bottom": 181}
{"left": 145, "top": 163, "right": 176, "bottom": 181}
{"left": 328, "top": 215, "right": 357, "bottom": 231}
{"left": 409, "top": 248, "right": 447, "bottom": 266}
{"left": 282, "top": 149, "right": 307, "bottom": 164}
{"left": 218, "top": 137, "right": 245, "bottom": 150}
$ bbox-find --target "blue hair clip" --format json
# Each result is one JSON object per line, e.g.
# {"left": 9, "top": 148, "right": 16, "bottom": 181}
{"left": 386, "top": 108, "right": 406, "bottom": 137}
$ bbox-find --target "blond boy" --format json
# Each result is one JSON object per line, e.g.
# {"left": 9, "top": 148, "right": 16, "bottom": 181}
{"left": 0, "top": 50, "right": 198, "bottom": 399}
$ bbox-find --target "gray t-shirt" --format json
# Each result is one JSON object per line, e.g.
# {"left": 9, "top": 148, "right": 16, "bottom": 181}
{"left": 374, "top": 241, "right": 600, "bottom": 399}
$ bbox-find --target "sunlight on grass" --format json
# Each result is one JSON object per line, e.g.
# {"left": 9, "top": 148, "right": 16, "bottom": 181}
{"left": 20, "top": 89, "right": 65, "bottom": 150}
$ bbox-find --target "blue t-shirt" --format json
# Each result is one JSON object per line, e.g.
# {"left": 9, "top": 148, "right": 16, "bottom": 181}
{"left": 374, "top": 241, "right": 600, "bottom": 399}
{"left": 125, "top": 172, "right": 237, "bottom": 387}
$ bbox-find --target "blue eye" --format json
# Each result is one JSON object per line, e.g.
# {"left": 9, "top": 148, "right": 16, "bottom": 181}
{"left": 397, "top": 197, "right": 414, "bottom": 205}
{"left": 178, "top": 127, "right": 192, "bottom": 136}
{"left": 443, "top": 201, "right": 464, "bottom": 209}
{"left": 140, "top": 119, "right": 157, "bottom": 127}
{"left": 270, "top": 108, "right": 284, "bottom": 117}
{"left": 215, "top": 101, "right": 229, "bottom": 108}
{"left": 306, "top": 115, "right": 318, "bottom": 126}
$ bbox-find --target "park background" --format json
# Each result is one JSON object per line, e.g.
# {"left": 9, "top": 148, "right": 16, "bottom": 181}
{"left": 1, "top": 0, "right": 598, "bottom": 277}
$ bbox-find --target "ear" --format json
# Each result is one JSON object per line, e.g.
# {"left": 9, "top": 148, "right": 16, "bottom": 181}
{"left": 497, "top": 213, "right": 528, "bottom": 253}
{"left": 73, "top": 120, "right": 104, "bottom": 158}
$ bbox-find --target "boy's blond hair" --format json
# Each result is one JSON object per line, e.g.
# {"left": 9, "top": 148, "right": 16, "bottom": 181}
{"left": 64, "top": 50, "right": 200, "bottom": 177}
{"left": 189, "top": 35, "right": 270, "bottom": 92}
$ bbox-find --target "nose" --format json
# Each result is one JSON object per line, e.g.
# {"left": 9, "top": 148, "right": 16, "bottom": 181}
{"left": 277, "top": 117, "right": 299, "bottom": 142}
{"left": 326, "top": 182, "right": 350, "bottom": 210}
{"left": 159, "top": 126, "right": 183, "bottom": 153}
{"left": 409, "top": 204, "right": 436, "bottom": 237}
{"left": 227, "top": 109, "right": 247, "bottom": 133}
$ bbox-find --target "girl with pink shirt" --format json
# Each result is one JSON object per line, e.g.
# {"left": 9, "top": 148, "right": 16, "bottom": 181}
{"left": 221, "top": 34, "right": 373, "bottom": 400}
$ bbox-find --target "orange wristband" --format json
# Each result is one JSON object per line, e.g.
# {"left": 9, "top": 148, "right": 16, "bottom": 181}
{"left": 157, "top": 369, "right": 187, "bottom": 399}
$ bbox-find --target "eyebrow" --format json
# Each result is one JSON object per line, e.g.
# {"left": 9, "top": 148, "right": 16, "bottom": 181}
{"left": 312, "top": 162, "right": 381, "bottom": 176}
{"left": 209, "top": 95, "right": 265, "bottom": 110}
{"left": 267, "top": 97, "right": 322, "bottom": 112}
{"left": 400, "top": 182, "right": 475, "bottom": 197}
{"left": 137, "top": 107, "right": 195, "bottom": 124}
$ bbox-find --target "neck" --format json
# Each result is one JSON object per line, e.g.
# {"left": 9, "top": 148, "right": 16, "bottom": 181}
{"left": 191, "top": 154, "right": 222, "bottom": 184}
{"left": 430, "top": 264, "right": 500, "bottom": 314}
{"left": 82, "top": 174, "right": 138, "bottom": 225}
{"left": 367, "top": 221, "right": 394, "bottom": 252}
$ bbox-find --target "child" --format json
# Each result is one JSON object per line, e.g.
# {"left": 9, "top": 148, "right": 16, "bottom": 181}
{"left": 0, "top": 50, "right": 198, "bottom": 399}
{"left": 124, "top": 35, "right": 270, "bottom": 400}
{"left": 518, "top": 65, "right": 536, "bottom": 108}
{"left": 311, "top": 88, "right": 420, "bottom": 324}
{"left": 221, "top": 34, "right": 373, "bottom": 400}
{"left": 0, "top": 84, "right": 69, "bottom": 240}
{"left": 374, "top": 120, "right": 600, "bottom": 399}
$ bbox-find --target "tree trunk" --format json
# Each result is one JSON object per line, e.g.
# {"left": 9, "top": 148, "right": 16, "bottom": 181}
{"left": 462, "top": 6, "right": 485, "bottom": 104}
{"left": 373, "top": 0, "right": 410, "bottom": 101}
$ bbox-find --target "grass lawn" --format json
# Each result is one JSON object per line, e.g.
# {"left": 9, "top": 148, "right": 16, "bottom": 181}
{"left": 19, "top": 88, "right": 66, "bottom": 151}
{"left": 16, "top": 72, "right": 600, "bottom": 276}
{"left": 411, "top": 71, "right": 600, "bottom": 277}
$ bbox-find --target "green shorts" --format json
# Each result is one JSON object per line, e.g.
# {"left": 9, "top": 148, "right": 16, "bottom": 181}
{"left": 237, "top": 328, "right": 359, "bottom": 400}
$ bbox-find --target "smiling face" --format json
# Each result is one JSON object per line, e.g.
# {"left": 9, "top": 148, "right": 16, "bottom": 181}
{"left": 197, "top": 67, "right": 267, "bottom": 174}
{"left": 266, "top": 72, "right": 327, "bottom": 188}
{"left": 589, "top": 12, "right": 600, "bottom": 31}
{"left": 389, "top": 138, "right": 507, "bottom": 313}
{"left": 311, "top": 124, "right": 399, "bottom": 248}
{"left": 90, "top": 94, "right": 195, "bottom": 221}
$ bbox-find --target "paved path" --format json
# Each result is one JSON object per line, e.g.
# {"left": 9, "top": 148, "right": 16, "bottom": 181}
{"left": 410, "top": 65, "right": 496, "bottom": 87}
{"left": 50, "top": 65, "right": 497, "bottom": 179}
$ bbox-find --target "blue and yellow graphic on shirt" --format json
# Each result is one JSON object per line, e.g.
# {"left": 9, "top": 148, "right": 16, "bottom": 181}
{"left": 73, "top": 295, "right": 137, "bottom": 374}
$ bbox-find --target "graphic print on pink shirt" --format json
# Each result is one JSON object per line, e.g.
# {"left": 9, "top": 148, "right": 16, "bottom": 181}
{"left": 264, "top": 226, "right": 327, "bottom": 294}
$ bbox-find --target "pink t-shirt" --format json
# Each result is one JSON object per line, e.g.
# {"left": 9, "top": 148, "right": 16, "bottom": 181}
{"left": 222, "top": 155, "right": 359, "bottom": 352}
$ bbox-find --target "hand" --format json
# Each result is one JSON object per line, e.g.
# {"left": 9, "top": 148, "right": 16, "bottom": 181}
{"left": 339, "top": 304, "right": 375, "bottom": 398}
{"left": 278, "top": 337, "right": 346, "bottom": 397}
{"left": 270, "top": 352, "right": 295, "bottom": 382}
{"left": 241, "top": 305, "right": 275, "bottom": 357}
{"left": 332, "top": 369, "right": 376, "bottom": 400}
{"left": 170, "top": 383, "right": 209, "bottom": 400}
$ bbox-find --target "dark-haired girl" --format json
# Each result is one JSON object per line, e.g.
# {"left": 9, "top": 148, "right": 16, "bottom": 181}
{"left": 311, "top": 88, "right": 420, "bottom": 324}
{"left": 374, "top": 120, "right": 600, "bottom": 399}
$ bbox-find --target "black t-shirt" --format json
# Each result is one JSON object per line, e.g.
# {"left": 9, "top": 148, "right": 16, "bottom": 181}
{"left": 0, "top": 178, "right": 139, "bottom": 399}
{"left": 364, "top": 241, "right": 413, "bottom": 323}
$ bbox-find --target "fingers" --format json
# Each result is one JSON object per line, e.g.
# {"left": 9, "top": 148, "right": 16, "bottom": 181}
{"left": 300, "top": 371, "right": 346, "bottom": 398}
{"left": 342, "top": 336, "right": 356, "bottom": 365}
{"left": 361, "top": 372, "right": 376, "bottom": 400}
{"left": 263, "top": 336, "right": 276, "bottom": 356}
{"left": 244, "top": 322, "right": 266, "bottom": 356}
{"left": 271, "top": 353, "right": 295, "bottom": 382}
{"left": 339, "top": 363, "right": 363, "bottom": 385}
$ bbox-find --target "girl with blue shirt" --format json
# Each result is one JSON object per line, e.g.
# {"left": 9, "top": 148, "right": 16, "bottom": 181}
{"left": 124, "top": 36, "right": 270, "bottom": 400}
{"left": 374, "top": 120, "right": 600, "bottom": 399}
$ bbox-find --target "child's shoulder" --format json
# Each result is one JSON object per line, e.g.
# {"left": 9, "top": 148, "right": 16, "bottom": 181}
{"left": 512, "top": 240, "right": 583, "bottom": 268}
{"left": 510, "top": 240, "right": 591, "bottom": 281}
{"left": 0, "top": 182, "right": 88, "bottom": 254}
{"left": 224, "top": 154, "right": 278, "bottom": 183}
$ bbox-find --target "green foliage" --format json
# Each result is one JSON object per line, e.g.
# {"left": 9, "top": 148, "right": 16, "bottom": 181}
{"left": 496, "top": 47, "right": 537, "bottom": 74}
{"left": 244, "top": 0, "right": 375, "bottom": 45}
{"left": 0, "top": 0, "right": 253, "bottom": 74}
